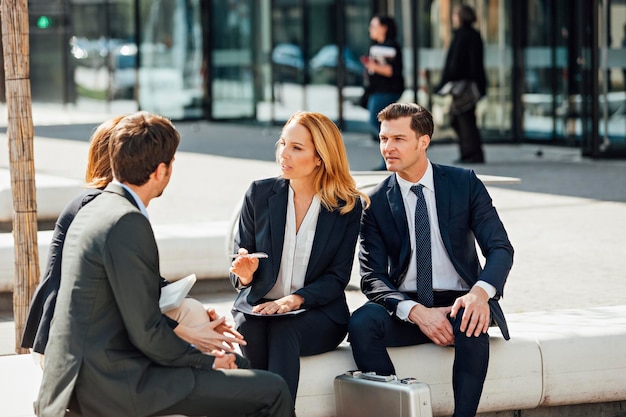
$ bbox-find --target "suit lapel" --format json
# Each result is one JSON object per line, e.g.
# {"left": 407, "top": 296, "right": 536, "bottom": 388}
{"left": 433, "top": 164, "right": 452, "bottom": 254}
{"left": 305, "top": 206, "right": 336, "bottom": 282}
{"left": 386, "top": 175, "right": 409, "bottom": 239}
{"left": 268, "top": 180, "right": 289, "bottom": 280}
{"left": 386, "top": 175, "right": 412, "bottom": 279}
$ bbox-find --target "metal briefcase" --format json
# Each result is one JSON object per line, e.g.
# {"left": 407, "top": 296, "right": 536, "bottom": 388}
{"left": 334, "top": 371, "right": 433, "bottom": 417}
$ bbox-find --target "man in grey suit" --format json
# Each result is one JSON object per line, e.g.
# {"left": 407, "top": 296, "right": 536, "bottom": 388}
{"left": 35, "top": 111, "right": 293, "bottom": 417}
{"left": 348, "top": 103, "right": 513, "bottom": 417}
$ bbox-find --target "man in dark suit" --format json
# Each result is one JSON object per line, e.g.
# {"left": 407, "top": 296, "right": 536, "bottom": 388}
{"left": 35, "top": 111, "right": 293, "bottom": 417}
{"left": 348, "top": 103, "right": 513, "bottom": 417}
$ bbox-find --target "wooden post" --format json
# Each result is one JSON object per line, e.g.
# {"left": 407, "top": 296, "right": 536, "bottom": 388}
{"left": 2, "top": 0, "right": 40, "bottom": 354}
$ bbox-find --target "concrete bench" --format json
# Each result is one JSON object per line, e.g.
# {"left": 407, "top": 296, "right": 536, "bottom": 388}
{"left": 295, "top": 305, "right": 626, "bottom": 417}
{"left": 0, "top": 169, "right": 82, "bottom": 223}
{"left": 0, "top": 222, "right": 231, "bottom": 292}
{"left": 2, "top": 306, "right": 624, "bottom": 417}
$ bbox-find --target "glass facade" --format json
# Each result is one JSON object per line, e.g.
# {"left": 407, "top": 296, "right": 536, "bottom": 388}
{"left": 6, "top": 0, "right": 626, "bottom": 156}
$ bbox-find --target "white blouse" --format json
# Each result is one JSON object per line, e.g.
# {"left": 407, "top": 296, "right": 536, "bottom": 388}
{"left": 265, "top": 186, "right": 321, "bottom": 299}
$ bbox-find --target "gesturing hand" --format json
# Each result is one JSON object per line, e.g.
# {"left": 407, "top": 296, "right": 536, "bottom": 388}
{"left": 229, "top": 248, "right": 259, "bottom": 286}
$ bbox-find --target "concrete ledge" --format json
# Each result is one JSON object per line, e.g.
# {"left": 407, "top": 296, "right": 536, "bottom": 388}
{"left": 0, "top": 223, "right": 231, "bottom": 292}
{"left": 0, "top": 169, "right": 82, "bottom": 223}
{"left": 1, "top": 306, "right": 624, "bottom": 417}
{"left": 296, "top": 331, "right": 542, "bottom": 417}
{"left": 295, "top": 306, "right": 626, "bottom": 417}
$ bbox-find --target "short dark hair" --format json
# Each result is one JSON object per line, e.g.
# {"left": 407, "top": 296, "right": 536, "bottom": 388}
{"left": 109, "top": 111, "right": 180, "bottom": 186}
{"left": 374, "top": 15, "right": 398, "bottom": 41}
{"left": 377, "top": 103, "right": 434, "bottom": 138}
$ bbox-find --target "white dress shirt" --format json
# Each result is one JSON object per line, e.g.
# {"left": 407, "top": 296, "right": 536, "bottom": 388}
{"left": 395, "top": 161, "right": 495, "bottom": 321}
{"left": 265, "top": 186, "right": 320, "bottom": 299}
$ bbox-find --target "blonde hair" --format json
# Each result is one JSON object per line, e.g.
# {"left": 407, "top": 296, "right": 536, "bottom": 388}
{"left": 85, "top": 115, "right": 125, "bottom": 188}
{"left": 278, "top": 112, "right": 370, "bottom": 214}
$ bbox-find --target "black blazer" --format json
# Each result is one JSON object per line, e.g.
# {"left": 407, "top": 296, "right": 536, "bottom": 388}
{"left": 439, "top": 24, "right": 487, "bottom": 97}
{"left": 231, "top": 177, "right": 363, "bottom": 326}
{"left": 359, "top": 164, "right": 514, "bottom": 339}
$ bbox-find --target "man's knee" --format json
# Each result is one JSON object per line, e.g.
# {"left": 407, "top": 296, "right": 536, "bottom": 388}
{"left": 348, "top": 303, "right": 386, "bottom": 341}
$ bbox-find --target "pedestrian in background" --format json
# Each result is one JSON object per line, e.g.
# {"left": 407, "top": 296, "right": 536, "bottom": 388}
{"left": 438, "top": 4, "right": 487, "bottom": 164}
{"left": 230, "top": 111, "right": 369, "bottom": 406}
{"left": 361, "top": 15, "right": 405, "bottom": 170}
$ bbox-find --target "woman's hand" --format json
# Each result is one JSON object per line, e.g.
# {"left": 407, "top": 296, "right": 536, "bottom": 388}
{"left": 252, "top": 294, "right": 304, "bottom": 315}
{"left": 229, "top": 248, "right": 259, "bottom": 286}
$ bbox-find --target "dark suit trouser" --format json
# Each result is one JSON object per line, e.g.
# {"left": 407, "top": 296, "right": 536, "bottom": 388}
{"left": 238, "top": 308, "right": 347, "bottom": 403}
{"left": 348, "top": 292, "right": 489, "bottom": 417}
{"left": 451, "top": 106, "right": 484, "bottom": 163}
{"left": 152, "top": 367, "right": 294, "bottom": 417}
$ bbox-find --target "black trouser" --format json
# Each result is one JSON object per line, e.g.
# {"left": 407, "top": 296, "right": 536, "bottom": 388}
{"left": 153, "top": 366, "right": 294, "bottom": 417}
{"left": 348, "top": 291, "right": 489, "bottom": 417}
{"left": 238, "top": 308, "right": 347, "bottom": 404}
{"left": 451, "top": 106, "right": 484, "bottom": 163}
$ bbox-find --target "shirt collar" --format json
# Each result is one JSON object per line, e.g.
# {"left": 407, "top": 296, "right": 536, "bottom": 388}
{"left": 395, "top": 159, "right": 434, "bottom": 199}
{"left": 113, "top": 180, "right": 150, "bottom": 219}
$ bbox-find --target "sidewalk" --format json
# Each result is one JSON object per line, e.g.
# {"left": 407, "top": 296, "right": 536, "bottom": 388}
{"left": 1, "top": 105, "right": 626, "bottom": 415}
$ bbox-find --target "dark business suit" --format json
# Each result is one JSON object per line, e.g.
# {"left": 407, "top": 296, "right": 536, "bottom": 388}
{"left": 35, "top": 183, "right": 292, "bottom": 417}
{"left": 349, "top": 164, "right": 513, "bottom": 417}
{"left": 21, "top": 189, "right": 102, "bottom": 354}
{"left": 231, "top": 177, "right": 362, "bottom": 401}
{"left": 22, "top": 190, "right": 177, "bottom": 355}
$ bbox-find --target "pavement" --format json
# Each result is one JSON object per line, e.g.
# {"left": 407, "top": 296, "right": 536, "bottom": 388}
{"left": 0, "top": 102, "right": 626, "bottom": 415}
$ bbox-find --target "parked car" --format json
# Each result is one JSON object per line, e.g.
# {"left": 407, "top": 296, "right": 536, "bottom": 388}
{"left": 272, "top": 43, "right": 305, "bottom": 83}
{"left": 309, "top": 44, "right": 364, "bottom": 86}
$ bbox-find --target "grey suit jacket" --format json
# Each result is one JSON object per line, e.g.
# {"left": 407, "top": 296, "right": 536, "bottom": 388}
{"left": 35, "top": 183, "right": 214, "bottom": 417}
{"left": 359, "top": 164, "right": 514, "bottom": 339}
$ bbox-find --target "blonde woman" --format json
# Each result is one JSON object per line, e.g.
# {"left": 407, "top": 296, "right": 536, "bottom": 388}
{"left": 230, "top": 111, "right": 369, "bottom": 403}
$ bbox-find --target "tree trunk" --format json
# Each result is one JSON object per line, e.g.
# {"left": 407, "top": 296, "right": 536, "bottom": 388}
{"left": 2, "top": 0, "right": 40, "bottom": 354}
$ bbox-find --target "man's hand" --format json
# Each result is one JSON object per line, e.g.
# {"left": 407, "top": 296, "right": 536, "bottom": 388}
{"left": 175, "top": 316, "right": 246, "bottom": 353}
{"left": 252, "top": 294, "right": 304, "bottom": 315}
{"left": 211, "top": 351, "right": 238, "bottom": 370}
{"left": 408, "top": 304, "right": 454, "bottom": 346}
{"left": 450, "top": 286, "right": 491, "bottom": 337}
{"left": 206, "top": 308, "right": 246, "bottom": 351}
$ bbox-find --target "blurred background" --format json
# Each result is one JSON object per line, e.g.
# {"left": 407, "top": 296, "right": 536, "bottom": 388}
{"left": 2, "top": 0, "right": 626, "bottom": 157}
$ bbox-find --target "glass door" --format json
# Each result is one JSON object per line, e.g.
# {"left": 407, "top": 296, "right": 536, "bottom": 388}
{"left": 139, "top": 0, "right": 204, "bottom": 119}
{"left": 207, "top": 0, "right": 256, "bottom": 119}
{"left": 596, "top": 0, "right": 626, "bottom": 155}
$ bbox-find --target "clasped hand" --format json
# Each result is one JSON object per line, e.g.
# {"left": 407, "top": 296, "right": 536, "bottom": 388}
{"left": 176, "top": 308, "right": 246, "bottom": 354}
{"left": 410, "top": 286, "right": 490, "bottom": 346}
